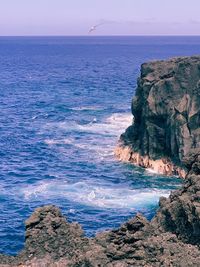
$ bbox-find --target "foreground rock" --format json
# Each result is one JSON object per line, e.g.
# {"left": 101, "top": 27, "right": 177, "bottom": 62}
{"left": 152, "top": 150, "right": 200, "bottom": 244}
{"left": 0, "top": 205, "right": 107, "bottom": 266}
{"left": 1, "top": 194, "right": 200, "bottom": 266}
{"left": 116, "top": 56, "right": 200, "bottom": 177}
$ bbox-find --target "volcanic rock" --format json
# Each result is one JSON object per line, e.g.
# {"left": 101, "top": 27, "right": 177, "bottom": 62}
{"left": 116, "top": 56, "right": 200, "bottom": 177}
{"left": 1, "top": 204, "right": 200, "bottom": 266}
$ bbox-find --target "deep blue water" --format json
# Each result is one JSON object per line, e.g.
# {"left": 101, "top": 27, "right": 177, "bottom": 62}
{"left": 1, "top": 36, "right": 200, "bottom": 255}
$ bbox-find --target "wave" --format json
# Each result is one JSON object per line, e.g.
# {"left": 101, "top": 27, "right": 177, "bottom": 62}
{"left": 106, "top": 113, "right": 133, "bottom": 129}
{"left": 77, "top": 113, "right": 133, "bottom": 136}
{"left": 44, "top": 138, "right": 75, "bottom": 145}
{"left": 21, "top": 180, "right": 170, "bottom": 210}
{"left": 43, "top": 112, "right": 133, "bottom": 161}
{"left": 44, "top": 113, "right": 132, "bottom": 136}
{"left": 146, "top": 168, "right": 159, "bottom": 174}
{"left": 70, "top": 106, "right": 103, "bottom": 111}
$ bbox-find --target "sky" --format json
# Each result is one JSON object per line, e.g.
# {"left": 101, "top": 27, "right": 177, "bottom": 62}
{"left": 0, "top": 0, "right": 200, "bottom": 36}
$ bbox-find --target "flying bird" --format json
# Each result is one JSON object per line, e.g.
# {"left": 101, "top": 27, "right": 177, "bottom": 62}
{"left": 88, "top": 23, "right": 105, "bottom": 34}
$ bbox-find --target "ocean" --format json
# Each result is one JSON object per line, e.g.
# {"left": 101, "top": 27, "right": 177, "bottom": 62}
{"left": 1, "top": 36, "right": 200, "bottom": 255}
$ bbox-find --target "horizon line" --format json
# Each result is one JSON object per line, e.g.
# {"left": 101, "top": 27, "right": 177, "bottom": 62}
{"left": 0, "top": 34, "right": 200, "bottom": 37}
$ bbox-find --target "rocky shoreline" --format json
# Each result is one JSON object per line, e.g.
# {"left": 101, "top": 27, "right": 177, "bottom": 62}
{"left": 1, "top": 151, "right": 200, "bottom": 266}
{"left": 115, "top": 145, "right": 187, "bottom": 178}
{"left": 1, "top": 56, "right": 200, "bottom": 266}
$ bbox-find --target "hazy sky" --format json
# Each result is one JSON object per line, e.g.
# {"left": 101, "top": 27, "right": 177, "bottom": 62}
{"left": 0, "top": 0, "right": 200, "bottom": 36}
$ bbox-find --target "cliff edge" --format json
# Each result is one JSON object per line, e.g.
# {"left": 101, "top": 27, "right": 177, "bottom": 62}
{"left": 115, "top": 56, "right": 200, "bottom": 177}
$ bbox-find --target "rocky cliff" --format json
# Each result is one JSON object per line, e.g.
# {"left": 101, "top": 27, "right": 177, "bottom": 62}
{"left": 1, "top": 56, "right": 200, "bottom": 266}
{"left": 115, "top": 56, "right": 200, "bottom": 177}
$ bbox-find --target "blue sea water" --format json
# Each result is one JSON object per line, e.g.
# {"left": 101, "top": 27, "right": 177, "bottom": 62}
{"left": 1, "top": 36, "right": 200, "bottom": 255}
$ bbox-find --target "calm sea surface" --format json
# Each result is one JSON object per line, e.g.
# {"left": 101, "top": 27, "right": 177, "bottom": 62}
{"left": 1, "top": 36, "right": 200, "bottom": 255}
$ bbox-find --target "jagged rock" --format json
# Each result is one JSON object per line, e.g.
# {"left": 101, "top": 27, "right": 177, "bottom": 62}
{"left": 22, "top": 205, "right": 89, "bottom": 260}
{"left": 1, "top": 203, "right": 200, "bottom": 266}
{"left": 183, "top": 149, "right": 200, "bottom": 175}
{"left": 153, "top": 163, "right": 200, "bottom": 244}
{"left": 0, "top": 206, "right": 108, "bottom": 267}
{"left": 95, "top": 212, "right": 200, "bottom": 266}
{"left": 116, "top": 56, "right": 200, "bottom": 177}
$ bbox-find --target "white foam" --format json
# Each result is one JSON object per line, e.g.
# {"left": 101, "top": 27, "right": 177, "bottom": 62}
{"left": 146, "top": 168, "right": 159, "bottom": 174}
{"left": 44, "top": 138, "right": 74, "bottom": 145}
{"left": 44, "top": 137, "right": 114, "bottom": 161}
{"left": 68, "top": 209, "right": 76, "bottom": 214}
{"left": 71, "top": 106, "right": 103, "bottom": 111}
{"left": 43, "top": 112, "right": 132, "bottom": 137}
{"left": 106, "top": 113, "right": 133, "bottom": 129}
{"left": 21, "top": 180, "right": 170, "bottom": 210}
{"left": 44, "top": 139, "right": 59, "bottom": 145}
{"left": 77, "top": 113, "right": 133, "bottom": 136}
{"left": 43, "top": 112, "right": 132, "bottom": 161}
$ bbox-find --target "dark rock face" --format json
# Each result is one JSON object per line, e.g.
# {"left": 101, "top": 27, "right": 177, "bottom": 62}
{"left": 120, "top": 56, "right": 200, "bottom": 175}
{"left": 153, "top": 151, "right": 200, "bottom": 245}
{"left": 22, "top": 205, "right": 90, "bottom": 260}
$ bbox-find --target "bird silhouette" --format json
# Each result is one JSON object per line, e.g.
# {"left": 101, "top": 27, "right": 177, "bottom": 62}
{"left": 88, "top": 22, "right": 105, "bottom": 34}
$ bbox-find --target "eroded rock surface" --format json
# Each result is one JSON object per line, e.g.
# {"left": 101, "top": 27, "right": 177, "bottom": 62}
{"left": 153, "top": 150, "right": 200, "bottom": 245}
{"left": 0, "top": 206, "right": 106, "bottom": 266}
{"left": 1, "top": 176, "right": 200, "bottom": 267}
{"left": 116, "top": 56, "right": 200, "bottom": 177}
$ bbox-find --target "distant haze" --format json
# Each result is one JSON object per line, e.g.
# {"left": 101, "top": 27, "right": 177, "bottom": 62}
{"left": 0, "top": 0, "right": 200, "bottom": 36}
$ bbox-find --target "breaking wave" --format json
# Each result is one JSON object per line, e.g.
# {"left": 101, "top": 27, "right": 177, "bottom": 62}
{"left": 21, "top": 180, "right": 170, "bottom": 210}
{"left": 43, "top": 113, "right": 132, "bottom": 137}
{"left": 43, "top": 112, "right": 133, "bottom": 161}
{"left": 70, "top": 106, "right": 103, "bottom": 111}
